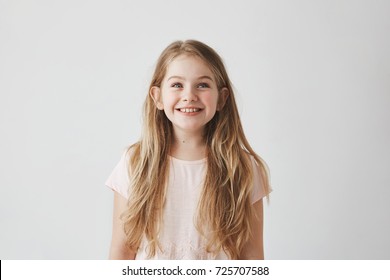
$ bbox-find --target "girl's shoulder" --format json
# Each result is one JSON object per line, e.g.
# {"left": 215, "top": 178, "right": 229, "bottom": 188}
{"left": 247, "top": 152, "right": 272, "bottom": 202}
{"left": 104, "top": 142, "right": 140, "bottom": 200}
{"left": 124, "top": 142, "right": 139, "bottom": 160}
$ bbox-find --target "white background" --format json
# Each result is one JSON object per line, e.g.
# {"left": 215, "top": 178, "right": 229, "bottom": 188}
{"left": 1, "top": 0, "right": 389, "bottom": 259}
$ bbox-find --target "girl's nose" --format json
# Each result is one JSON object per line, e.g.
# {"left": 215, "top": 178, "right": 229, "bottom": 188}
{"left": 182, "top": 88, "right": 198, "bottom": 102}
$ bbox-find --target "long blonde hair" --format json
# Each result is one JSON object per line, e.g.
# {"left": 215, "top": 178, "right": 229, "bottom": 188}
{"left": 122, "top": 40, "right": 270, "bottom": 259}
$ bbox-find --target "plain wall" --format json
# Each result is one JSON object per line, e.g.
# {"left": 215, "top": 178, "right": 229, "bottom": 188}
{"left": 1, "top": 0, "right": 389, "bottom": 259}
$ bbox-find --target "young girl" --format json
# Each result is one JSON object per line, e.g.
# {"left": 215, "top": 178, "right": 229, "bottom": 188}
{"left": 105, "top": 40, "right": 271, "bottom": 260}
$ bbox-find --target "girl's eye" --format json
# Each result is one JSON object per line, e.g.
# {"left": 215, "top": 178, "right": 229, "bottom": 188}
{"left": 171, "top": 83, "right": 183, "bottom": 88}
{"left": 198, "top": 83, "right": 210, "bottom": 88}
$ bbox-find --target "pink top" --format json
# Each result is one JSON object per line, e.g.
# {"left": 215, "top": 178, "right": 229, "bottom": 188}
{"left": 105, "top": 150, "right": 268, "bottom": 259}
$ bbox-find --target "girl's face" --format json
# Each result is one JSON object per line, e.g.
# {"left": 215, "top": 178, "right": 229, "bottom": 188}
{"left": 151, "top": 54, "right": 227, "bottom": 135}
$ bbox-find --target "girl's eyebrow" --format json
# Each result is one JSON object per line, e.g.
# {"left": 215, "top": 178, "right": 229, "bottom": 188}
{"left": 167, "top": 75, "right": 214, "bottom": 81}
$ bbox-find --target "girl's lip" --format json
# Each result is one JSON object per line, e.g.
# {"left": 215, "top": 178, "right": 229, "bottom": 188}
{"left": 176, "top": 108, "right": 203, "bottom": 114}
{"left": 176, "top": 107, "right": 203, "bottom": 110}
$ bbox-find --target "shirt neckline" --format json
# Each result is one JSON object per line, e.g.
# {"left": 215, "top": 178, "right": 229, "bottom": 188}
{"left": 168, "top": 155, "right": 207, "bottom": 165}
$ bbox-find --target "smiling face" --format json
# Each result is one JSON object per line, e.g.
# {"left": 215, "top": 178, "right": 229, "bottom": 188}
{"left": 151, "top": 54, "right": 227, "bottom": 135}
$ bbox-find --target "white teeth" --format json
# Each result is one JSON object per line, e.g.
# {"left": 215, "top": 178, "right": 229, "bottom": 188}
{"left": 180, "top": 108, "right": 200, "bottom": 113}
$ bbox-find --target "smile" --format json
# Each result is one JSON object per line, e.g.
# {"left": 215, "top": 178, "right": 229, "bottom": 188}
{"left": 177, "top": 108, "right": 202, "bottom": 113}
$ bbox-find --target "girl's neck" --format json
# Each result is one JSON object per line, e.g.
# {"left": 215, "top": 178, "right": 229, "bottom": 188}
{"left": 170, "top": 130, "right": 206, "bottom": 161}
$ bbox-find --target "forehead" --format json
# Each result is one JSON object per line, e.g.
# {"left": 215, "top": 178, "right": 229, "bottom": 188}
{"left": 165, "top": 54, "right": 214, "bottom": 79}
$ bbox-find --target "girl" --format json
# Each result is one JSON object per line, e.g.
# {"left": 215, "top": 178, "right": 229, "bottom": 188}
{"left": 105, "top": 40, "right": 271, "bottom": 260}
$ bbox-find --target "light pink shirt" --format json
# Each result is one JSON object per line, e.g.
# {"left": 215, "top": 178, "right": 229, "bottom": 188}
{"left": 105, "top": 150, "right": 268, "bottom": 259}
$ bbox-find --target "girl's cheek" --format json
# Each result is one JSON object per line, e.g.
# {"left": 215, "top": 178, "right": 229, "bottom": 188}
{"left": 202, "top": 93, "right": 218, "bottom": 103}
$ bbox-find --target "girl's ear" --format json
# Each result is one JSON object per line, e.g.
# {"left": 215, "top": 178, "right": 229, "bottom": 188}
{"left": 217, "top": 87, "right": 229, "bottom": 111}
{"left": 150, "top": 86, "right": 164, "bottom": 110}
